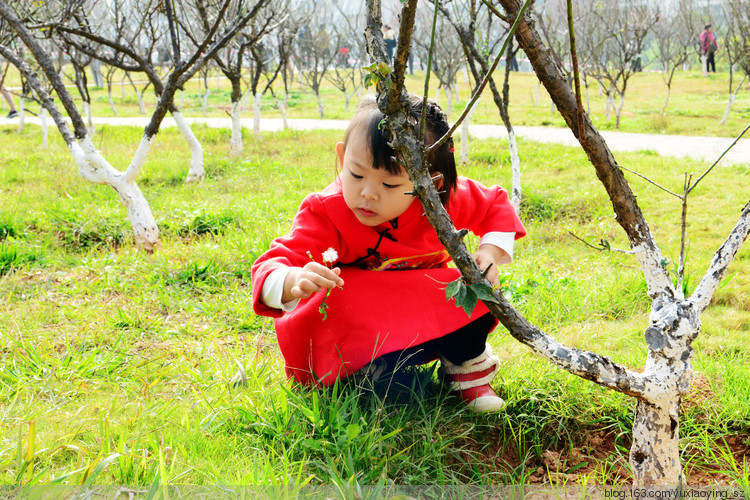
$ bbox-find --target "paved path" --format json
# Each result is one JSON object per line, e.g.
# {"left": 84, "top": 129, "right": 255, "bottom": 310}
{"left": 6, "top": 115, "right": 750, "bottom": 165}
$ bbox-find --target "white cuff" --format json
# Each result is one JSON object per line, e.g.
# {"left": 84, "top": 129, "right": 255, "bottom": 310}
{"left": 479, "top": 232, "right": 515, "bottom": 265}
{"left": 261, "top": 267, "right": 301, "bottom": 312}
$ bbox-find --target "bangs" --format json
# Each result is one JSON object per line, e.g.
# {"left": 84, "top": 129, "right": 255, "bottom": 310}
{"left": 365, "top": 111, "right": 403, "bottom": 176}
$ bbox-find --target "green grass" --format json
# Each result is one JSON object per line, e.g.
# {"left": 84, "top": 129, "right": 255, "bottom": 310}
{"left": 0, "top": 122, "right": 748, "bottom": 490}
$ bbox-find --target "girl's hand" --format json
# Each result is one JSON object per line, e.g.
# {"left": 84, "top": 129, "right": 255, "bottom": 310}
{"left": 472, "top": 244, "right": 508, "bottom": 288}
{"left": 283, "top": 262, "right": 344, "bottom": 302}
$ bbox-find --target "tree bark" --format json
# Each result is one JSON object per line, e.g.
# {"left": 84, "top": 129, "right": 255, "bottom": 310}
{"left": 171, "top": 111, "right": 205, "bottom": 183}
{"left": 254, "top": 92, "right": 262, "bottom": 136}
{"left": 41, "top": 107, "right": 48, "bottom": 149}
{"left": 230, "top": 99, "right": 242, "bottom": 158}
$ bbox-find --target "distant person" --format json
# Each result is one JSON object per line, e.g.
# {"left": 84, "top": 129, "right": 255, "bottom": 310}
{"left": 700, "top": 24, "right": 718, "bottom": 76}
{"left": 383, "top": 24, "right": 397, "bottom": 64}
{"left": 508, "top": 53, "right": 519, "bottom": 72}
{"left": 1, "top": 86, "right": 17, "bottom": 118}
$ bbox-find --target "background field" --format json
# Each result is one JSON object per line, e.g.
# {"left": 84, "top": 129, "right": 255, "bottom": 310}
{"left": 0, "top": 68, "right": 749, "bottom": 489}
{"left": 3, "top": 66, "right": 750, "bottom": 137}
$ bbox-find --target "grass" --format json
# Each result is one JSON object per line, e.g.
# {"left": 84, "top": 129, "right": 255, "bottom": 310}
{"left": 3, "top": 63, "right": 750, "bottom": 138}
{"left": 0, "top": 116, "right": 748, "bottom": 491}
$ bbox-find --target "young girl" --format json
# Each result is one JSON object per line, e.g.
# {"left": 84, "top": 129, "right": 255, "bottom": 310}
{"left": 251, "top": 94, "right": 525, "bottom": 412}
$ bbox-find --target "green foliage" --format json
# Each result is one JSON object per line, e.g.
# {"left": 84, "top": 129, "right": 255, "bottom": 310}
{"left": 52, "top": 212, "right": 127, "bottom": 251}
{"left": 0, "top": 243, "right": 38, "bottom": 276}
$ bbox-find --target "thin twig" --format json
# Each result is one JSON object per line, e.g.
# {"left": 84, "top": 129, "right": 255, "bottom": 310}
{"left": 428, "top": 0, "right": 533, "bottom": 154}
{"left": 480, "top": 0, "right": 508, "bottom": 22}
{"left": 678, "top": 173, "right": 692, "bottom": 294}
{"left": 567, "top": 0, "right": 585, "bottom": 146}
{"left": 688, "top": 121, "right": 750, "bottom": 194}
{"left": 568, "top": 232, "right": 636, "bottom": 255}
{"left": 617, "top": 165, "right": 683, "bottom": 199}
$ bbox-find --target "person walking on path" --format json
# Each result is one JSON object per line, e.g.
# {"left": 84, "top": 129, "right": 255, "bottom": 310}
{"left": 700, "top": 24, "right": 718, "bottom": 76}
{"left": 1, "top": 86, "right": 17, "bottom": 118}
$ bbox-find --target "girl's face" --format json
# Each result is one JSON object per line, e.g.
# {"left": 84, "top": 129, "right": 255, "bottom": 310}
{"left": 337, "top": 130, "right": 415, "bottom": 227}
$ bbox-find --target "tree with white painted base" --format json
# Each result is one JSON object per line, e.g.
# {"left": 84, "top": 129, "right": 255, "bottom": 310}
{"left": 365, "top": 0, "right": 750, "bottom": 486}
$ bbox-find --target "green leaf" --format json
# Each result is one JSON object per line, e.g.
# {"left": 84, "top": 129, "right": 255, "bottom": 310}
{"left": 469, "top": 282, "right": 499, "bottom": 303}
{"left": 376, "top": 61, "right": 391, "bottom": 76}
{"left": 345, "top": 424, "right": 361, "bottom": 441}
{"left": 460, "top": 287, "right": 479, "bottom": 316}
{"left": 453, "top": 280, "right": 467, "bottom": 305}
{"left": 445, "top": 278, "right": 462, "bottom": 300}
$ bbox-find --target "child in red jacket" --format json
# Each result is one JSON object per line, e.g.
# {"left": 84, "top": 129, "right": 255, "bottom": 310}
{"left": 251, "top": 94, "right": 525, "bottom": 412}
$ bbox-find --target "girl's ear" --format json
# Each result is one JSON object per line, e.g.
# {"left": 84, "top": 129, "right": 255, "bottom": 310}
{"left": 336, "top": 142, "right": 345, "bottom": 166}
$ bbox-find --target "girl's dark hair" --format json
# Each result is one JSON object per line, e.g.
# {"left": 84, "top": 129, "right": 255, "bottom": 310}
{"left": 341, "top": 94, "right": 457, "bottom": 205}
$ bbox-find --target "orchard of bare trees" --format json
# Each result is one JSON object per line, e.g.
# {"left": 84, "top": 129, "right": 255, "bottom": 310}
{"left": 1, "top": 0, "right": 750, "bottom": 492}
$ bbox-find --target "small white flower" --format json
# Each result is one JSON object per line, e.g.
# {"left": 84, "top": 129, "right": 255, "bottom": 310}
{"left": 322, "top": 247, "right": 338, "bottom": 264}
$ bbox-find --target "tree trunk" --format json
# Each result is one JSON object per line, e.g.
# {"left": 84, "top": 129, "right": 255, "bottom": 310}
{"left": 108, "top": 83, "right": 118, "bottom": 116}
{"left": 605, "top": 92, "right": 613, "bottom": 121}
{"left": 446, "top": 87, "right": 453, "bottom": 119}
{"left": 615, "top": 92, "right": 626, "bottom": 129}
{"left": 40, "top": 107, "right": 48, "bottom": 149}
{"left": 230, "top": 98, "right": 242, "bottom": 158}
{"left": 275, "top": 93, "right": 289, "bottom": 130}
{"left": 630, "top": 399, "right": 682, "bottom": 485}
{"left": 720, "top": 74, "right": 746, "bottom": 126}
{"left": 344, "top": 91, "right": 351, "bottom": 112}
{"left": 661, "top": 84, "right": 671, "bottom": 115}
{"left": 172, "top": 111, "right": 205, "bottom": 183}
{"left": 72, "top": 135, "right": 159, "bottom": 251}
{"left": 179, "top": 89, "right": 184, "bottom": 110}
{"left": 316, "top": 90, "right": 325, "bottom": 118}
{"left": 83, "top": 101, "right": 94, "bottom": 134}
{"left": 121, "top": 75, "right": 126, "bottom": 99}
{"left": 202, "top": 87, "right": 210, "bottom": 116}
{"left": 509, "top": 129, "right": 521, "bottom": 215}
{"left": 460, "top": 98, "right": 478, "bottom": 165}
{"left": 254, "top": 92, "right": 262, "bottom": 136}
{"left": 534, "top": 80, "right": 540, "bottom": 107}
{"left": 16, "top": 97, "right": 24, "bottom": 133}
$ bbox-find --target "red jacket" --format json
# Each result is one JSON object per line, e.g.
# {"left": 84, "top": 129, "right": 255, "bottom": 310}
{"left": 251, "top": 176, "right": 525, "bottom": 385}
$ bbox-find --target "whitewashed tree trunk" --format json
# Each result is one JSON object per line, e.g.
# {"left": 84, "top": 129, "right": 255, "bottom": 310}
{"left": 720, "top": 75, "right": 747, "bottom": 125}
{"left": 509, "top": 129, "right": 521, "bottom": 215}
{"left": 72, "top": 135, "right": 159, "bottom": 251}
{"left": 172, "top": 111, "right": 205, "bottom": 183}
{"left": 534, "top": 80, "right": 540, "bottom": 107}
{"left": 216, "top": 73, "right": 221, "bottom": 90}
{"left": 446, "top": 87, "right": 453, "bottom": 119}
{"left": 253, "top": 92, "right": 262, "bottom": 136}
{"left": 230, "top": 99, "right": 243, "bottom": 158}
{"left": 179, "top": 89, "right": 185, "bottom": 111}
{"left": 344, "top": 92, "right": 351, "bottom": 112}
{"left": 108, "top": 85, "right": 118, "bottom": 116}
{"left": 549, "top": 99, "right": 554, "bottom": 113}
{"left": 434, "top": 87, "right": 441, "bottom": 103}
{"left": 454, "top": 82, "right": 460, "bottom": 103}
{"left": 40, "top": 107, "right": 48, "bottom": 149}
{"left": 83, "top": 101, "right": 94, "bottom": 134}
{"left": 202, "top": 88, "right": 210, "bottom": 116}
{"left": 615, "top": 92, "right": 626, "bottom": 129}
{"left": 605, "top": 93, "right": 614, "bottom": 121}
{"left": 275, "top": 93, "right": 289, "bottom": 130}
{"left": 316, "top": 92, "right": 325, "bottom": 118}
{"left": 584, "top": 74, "right": 591, "bottom": 114}
{"left": 121, "top": 75, "right": 126, "bottom": 98}
{"left": 17, "top": 97, "right": 24, "bottom": 133}
{"left": 460, "top": 98, "right": 478, "bottom": 165}
{"left": 242, "top": 91, "right": 250, "bottom": 113}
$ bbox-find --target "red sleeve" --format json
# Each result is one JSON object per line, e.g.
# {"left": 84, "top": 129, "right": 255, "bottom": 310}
{"left": 251, "top": 193, "right": 344, "bottom": 318}
{"left": 448, "top": 177, "right": 526, "bottom": 240}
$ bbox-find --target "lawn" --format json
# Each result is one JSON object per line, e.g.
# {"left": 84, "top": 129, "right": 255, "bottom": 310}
{"left": 0, "top": 119, "right": 748, "bottom": 491}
